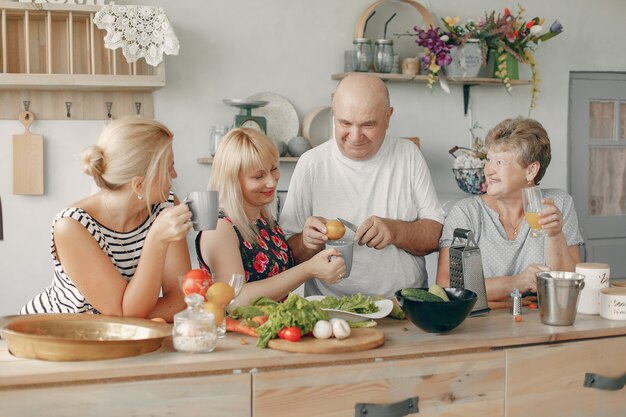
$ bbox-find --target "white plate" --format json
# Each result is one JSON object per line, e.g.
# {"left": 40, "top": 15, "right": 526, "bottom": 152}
{"left": 306, "top": 296, "right": 393, "bottom": 322}
{"left": 247, "top": 92, "right": 299, "bottom": 145}
{"left": 302, "top": 106, "right": 333, "bottom": 147}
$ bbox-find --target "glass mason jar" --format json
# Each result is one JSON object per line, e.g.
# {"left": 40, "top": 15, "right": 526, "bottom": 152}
{"left": 374, "top": 39, "right": 394, "bottom": 73}
{"left": 172, "top": 294, "right": 218, "bottom": 353}
{"left": 352, "top": 38, "right": 372, "bottom": 72}
{"left": 210, "top": 125, "right": 229, "bottom": 157}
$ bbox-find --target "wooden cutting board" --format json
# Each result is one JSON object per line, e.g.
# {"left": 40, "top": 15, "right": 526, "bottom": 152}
{"left": 267, "top": 328, "right": 384, "bottom": 354}
{"left": 13, "top": 111, "right": 44, "bottom": 195}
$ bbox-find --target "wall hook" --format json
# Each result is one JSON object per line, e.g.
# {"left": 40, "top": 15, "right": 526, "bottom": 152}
{"left": 106, "top": 102, "right": 113, "bottom": 119}
{"left": 65, "top": 102, "right": 72, "bottom": 118}
{"left": 23, "top": 100, "right": 30, "bottom": 112}
{"left": 135, "top": 102, "right": 142, "bottom": 116}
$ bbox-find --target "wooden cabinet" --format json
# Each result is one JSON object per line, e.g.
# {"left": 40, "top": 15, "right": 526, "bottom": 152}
{"left": 0, "top": 373, "right": 251, "bottom": 417}
{"left": 2, "top": 311, "right": 626, "bottom": 417}
{"left": 0, "top": 1, "right": 165, "bottom": 119}
{"left": 253, "top": 350, "right": 505, "bottom": 417}
{"left": 506, "top": 337, "right": 626, "bottom": 417}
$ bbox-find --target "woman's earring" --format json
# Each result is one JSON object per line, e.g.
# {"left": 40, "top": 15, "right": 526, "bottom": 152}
{"left": 137, "top": 194, "right": 144, "bottom": 201}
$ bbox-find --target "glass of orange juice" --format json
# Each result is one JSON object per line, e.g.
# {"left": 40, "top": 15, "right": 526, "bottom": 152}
{"left": 522, "top": 186, "right": 546, "bottom": 238}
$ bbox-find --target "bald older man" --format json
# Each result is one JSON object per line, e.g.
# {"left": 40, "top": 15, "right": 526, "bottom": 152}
{"left": 280, "top": 73, "right": 444, "bottom": 299}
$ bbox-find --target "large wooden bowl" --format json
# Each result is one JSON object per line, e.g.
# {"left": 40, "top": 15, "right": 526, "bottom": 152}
{"left": 0, "top": 314, "right": 171, "bottom": 361}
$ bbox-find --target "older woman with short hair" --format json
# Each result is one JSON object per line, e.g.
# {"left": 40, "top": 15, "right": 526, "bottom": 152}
{"left": 196, "top": 128, "right": 345, "bottom": 305}
{"left": 437, "top": 117, "right": 582, "bottom": 301}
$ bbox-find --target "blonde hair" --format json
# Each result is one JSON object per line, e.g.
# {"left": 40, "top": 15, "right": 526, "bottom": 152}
{"left": 81, "top": 117, "right": 174, "bottom": 203}
{"left": 209, "top": 128, "right": 279, "bottom": 243}
{"left": 485, "top": 117, "right": 552, "bottom": 184}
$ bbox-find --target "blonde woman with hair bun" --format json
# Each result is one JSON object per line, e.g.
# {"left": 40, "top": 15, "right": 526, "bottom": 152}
{"left": 196, "top": 128, "right": 345, "bottom": 305}
{"left": 21, "top": 117, "right": 191, "bottom": 322}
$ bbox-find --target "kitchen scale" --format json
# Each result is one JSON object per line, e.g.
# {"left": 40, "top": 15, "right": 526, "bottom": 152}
{"left": 223, "top": 99, "right": 268, "bottom": 134}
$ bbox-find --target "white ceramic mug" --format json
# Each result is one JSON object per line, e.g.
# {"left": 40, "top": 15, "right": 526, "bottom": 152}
{"left": 186, "top": 191, "right": 219, "bottom": 231}
{"left": 576, "top": 262, "right": 610, "bottom": 315}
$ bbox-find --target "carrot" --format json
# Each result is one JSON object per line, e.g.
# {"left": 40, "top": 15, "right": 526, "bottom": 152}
{"left": 252, "top": 315, "right": 269, "bottom": 326}
{"left": 225, "top": 317, "right": 258, "bottom": 337}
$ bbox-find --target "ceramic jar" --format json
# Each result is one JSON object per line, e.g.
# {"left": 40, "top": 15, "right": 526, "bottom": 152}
{"left": 445, "top": 39, "right": 483, "bottom": 78}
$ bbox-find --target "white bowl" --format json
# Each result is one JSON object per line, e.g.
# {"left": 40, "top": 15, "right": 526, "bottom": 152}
{"left": 600, "top": 287, "right": 626, "bottom": 320}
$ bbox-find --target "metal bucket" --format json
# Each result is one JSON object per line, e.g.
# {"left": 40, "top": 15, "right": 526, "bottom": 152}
{"left": 536, "top": 271, "right": 586, "bottom": 326}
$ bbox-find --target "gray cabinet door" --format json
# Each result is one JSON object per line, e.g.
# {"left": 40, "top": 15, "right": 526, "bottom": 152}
{"left": 570, "top": 72, "right": 626, "bottom": 279}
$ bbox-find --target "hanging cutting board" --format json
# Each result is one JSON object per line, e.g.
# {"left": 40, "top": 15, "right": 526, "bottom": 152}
{"left": 267, "top": 328, "right": 384, "bottom": 354}
{"left": 13, "top": 111, "right": 44, "bottom": 195}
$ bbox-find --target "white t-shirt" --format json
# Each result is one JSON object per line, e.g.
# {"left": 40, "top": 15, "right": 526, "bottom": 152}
{"left": 280, "top": 136, "right": 444, "bottom": 299}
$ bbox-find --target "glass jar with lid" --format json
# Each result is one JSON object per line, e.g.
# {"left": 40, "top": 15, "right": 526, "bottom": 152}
{"left": 352, "top": 38, "right": 373, "bottom": 72}
{"left": 172, "top": 293, "right": 218, "bottom": 353}
{"left": 374, "top": 39, "right": 394, "bottom": 73}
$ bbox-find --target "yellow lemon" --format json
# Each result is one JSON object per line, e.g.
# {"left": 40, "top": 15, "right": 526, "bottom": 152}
{"left": 206, "top": 282, "right": 235, "bottom": 306}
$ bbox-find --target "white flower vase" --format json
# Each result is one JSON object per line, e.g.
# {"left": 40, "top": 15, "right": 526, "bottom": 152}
{"left": 444, "top": 40, "right": 482, "bottom": 78}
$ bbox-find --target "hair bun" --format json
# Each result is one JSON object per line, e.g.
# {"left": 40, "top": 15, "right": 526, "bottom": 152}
{"left": 81, "top": 145, "right": 106, "bottom": 179}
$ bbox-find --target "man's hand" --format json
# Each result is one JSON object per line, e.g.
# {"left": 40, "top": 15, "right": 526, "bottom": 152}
{"left": 355, "top": 216, "right": 396, "bottom": 250}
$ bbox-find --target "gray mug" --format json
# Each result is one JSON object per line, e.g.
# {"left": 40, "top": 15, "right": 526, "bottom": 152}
{"left": 186, "top": 191, "right": 218, "bottom": 231}
{"left": 325, "top": 239, "right": 353, "bottom": 277}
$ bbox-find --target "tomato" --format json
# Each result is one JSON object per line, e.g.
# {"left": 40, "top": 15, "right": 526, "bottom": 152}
{"left": 280, "top": 326, "right": 301, "bottom": 342}
{"left": 181, "top": 269, "right": 211, "bottom": 298}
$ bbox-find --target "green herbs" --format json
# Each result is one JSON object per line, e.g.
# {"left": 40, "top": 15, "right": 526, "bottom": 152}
{"left": 312, "top": 293, "right": 378, "bottom": 314}
{"left": 256, "top": 293, "right": 328, "bottom": 348}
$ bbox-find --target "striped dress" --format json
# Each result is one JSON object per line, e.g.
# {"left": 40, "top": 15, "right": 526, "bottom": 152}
{"left": 20, "top": 192, "right": 175, "bottom": 315}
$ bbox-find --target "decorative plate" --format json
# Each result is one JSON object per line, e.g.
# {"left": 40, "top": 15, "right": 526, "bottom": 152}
{"left": 302, "top": 106, "right": 333, "bottom": 147}
{"left": 247, "top": 92, "right": 299, "bottom": 145}
{"left": 305, "top": 296, "right": 393, "bottom": 323}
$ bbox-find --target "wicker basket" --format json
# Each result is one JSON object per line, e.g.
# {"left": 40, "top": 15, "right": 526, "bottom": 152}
{"left": 453, "top": 168, "right": 486, "bottom": 194}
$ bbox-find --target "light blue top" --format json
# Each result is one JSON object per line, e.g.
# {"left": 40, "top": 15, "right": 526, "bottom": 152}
{"left": 439, "top": 188, "right": 583, "bottom": 278}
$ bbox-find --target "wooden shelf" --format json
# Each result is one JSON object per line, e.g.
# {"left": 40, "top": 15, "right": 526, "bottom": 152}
{"left": 198, "top": 156, "right": 299, "bottom": 164}
{"left": 331, "top": 72, "right": 533, "bottom": 86}
{"left": 0, "top": 1, "right": 165, "bottom": 119}
{"left": 332, "top": 72, "right": 533, "bottom": 115}
{"left": 0, "top": 73, "right": 165, "bottom": 91}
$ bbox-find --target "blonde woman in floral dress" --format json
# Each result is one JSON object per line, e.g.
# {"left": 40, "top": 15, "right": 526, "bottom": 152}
{"left": 195, "top": 128, "right": 345, "bottom": 305}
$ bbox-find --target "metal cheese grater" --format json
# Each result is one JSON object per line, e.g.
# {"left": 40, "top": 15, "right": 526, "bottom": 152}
{"left": 449, "top": 228, "right": 490, "bottom": 316}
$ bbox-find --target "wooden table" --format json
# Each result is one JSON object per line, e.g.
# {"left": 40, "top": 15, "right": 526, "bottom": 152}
{"left": 1, "top": 309, "right": 626, "bottom": 417}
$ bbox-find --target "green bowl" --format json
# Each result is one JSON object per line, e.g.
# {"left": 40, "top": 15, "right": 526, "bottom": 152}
{"left": 395, "top": 288, "right": 477, "bottom": 333}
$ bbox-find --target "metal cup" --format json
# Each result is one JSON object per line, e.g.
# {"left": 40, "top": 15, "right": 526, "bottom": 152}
{"left": 536, "top": 271, "right": 585, "bottom": 326}
{"left": 325, "top": 240, "right": 353, "bottom": 278}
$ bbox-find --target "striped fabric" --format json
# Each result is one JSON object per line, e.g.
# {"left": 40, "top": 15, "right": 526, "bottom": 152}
{"left": 20, "top": 192, "right": 175, "bottom": 315}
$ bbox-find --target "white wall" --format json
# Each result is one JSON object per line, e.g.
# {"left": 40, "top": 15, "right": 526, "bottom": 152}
{"left": 2, "top": 0, "right": 626, "bottom": 316}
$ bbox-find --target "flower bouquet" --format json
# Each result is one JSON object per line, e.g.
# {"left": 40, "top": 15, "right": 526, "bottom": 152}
{"left": 481, "top": 5, "right": 563, "bottom": 109}
{"left": 413, "top": 26, "right": 452, "bottom": 89}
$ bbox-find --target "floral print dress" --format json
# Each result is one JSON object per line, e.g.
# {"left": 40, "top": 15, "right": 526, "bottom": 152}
{"left": 195, "top": 212, "right": 295, "bottom": 283}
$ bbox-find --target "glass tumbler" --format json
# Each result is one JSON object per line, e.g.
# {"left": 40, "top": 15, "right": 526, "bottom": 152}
{"left": 522, "top": 186, "right": 546, "bottom": 238}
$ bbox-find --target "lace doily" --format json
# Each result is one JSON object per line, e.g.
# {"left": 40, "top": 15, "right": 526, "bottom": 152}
{"left": 94, "top": 5, "right": 179, "bottom": 67}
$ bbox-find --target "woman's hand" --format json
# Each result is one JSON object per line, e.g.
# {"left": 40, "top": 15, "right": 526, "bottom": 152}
{"left": 150, "top": 203, "right": 193, "bottom": 244}
{"left": 302, "top": 216, "right": 329, "bottom": 251}
{"left": 539, "top": 198, "right": 564, "bottom": 237}
{"left": 307, "top": 247, "right": 346, "bottom": 284}
{"left": 515, "top": 264, "right": 550, "bottom": 293}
